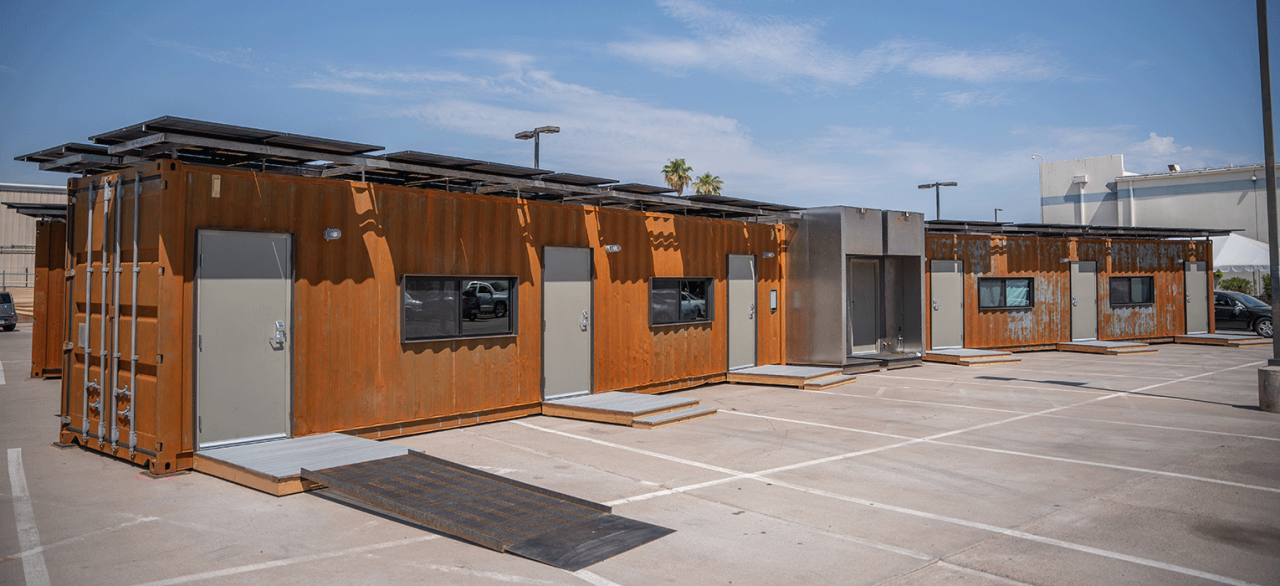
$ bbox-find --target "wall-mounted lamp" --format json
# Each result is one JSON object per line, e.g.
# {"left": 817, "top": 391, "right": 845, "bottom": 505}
{"left": 1059, "top": 258, "right": 1071, "bottom": 263}
{"left": 762, "top": 252, "right": 776, "bottom": 258}
{"left": 323, "top": 228, "right": 342, "bottom": 241}
{"left": 604, "top": 244, "right": 622, "bottom": 253}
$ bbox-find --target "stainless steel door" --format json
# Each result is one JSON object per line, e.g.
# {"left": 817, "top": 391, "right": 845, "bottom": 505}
{"left": 543, "top": 247, "right": 592, "bottom": 399}
{"left": 195, "top": 230, "right": 292, "bottom": 449}
{"left": 847, "top": 258, "right": 880, "bottom": 354}
{"left": 1070, "top": 261, "right": 1098, "bottom": 341}
{"left": 1184, "top": 261, "right": 1209, "bottom": 334}
{"left": 727, "top": 254, "right": 757, "bottom": 370}
{"left": 929, "top": 260, "right": 963, "bottom": 349}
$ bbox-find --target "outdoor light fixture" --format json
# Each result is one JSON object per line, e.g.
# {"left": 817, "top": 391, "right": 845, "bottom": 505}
{"left": 762, "top": 252, "right": 776, "bottom": 258}
{"left": 1060, "top": 258, "right": 1071, "bottom": 263}
{"left": 514, "top": 125, "right": 560, "bottom": 169}
{"left": 604, "top": 244, "right": 622, "bottom": 253}
{"left": 994, "top": 208, "right": 1003, "bottom": 222}
{"left": 323, "top": 228, "right": 342, "bottom": 241}
{"left": 918, "top": 182, "right": 958, "bottom": 221}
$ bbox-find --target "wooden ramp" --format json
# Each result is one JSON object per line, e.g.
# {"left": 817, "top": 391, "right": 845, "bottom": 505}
{"left": 1057, "top": 340, "right": 1157, "bottom": 355}
{"left": 194, "top": 433, "right": 409, "bottom": 496}
{"left": 302, "top": 452, "right": 674, "bottom": 571}
{"left": 1174, "top": 333, "right": 1270, "bottom": 347}
{"left": 923, "top": 348, "right": 1021, "bottom": 367}
{"left": 543, "top": 391, "right": 717, "bottom": 428}
{"left": 726, "top": 364, "right": 853, "bottom": 389}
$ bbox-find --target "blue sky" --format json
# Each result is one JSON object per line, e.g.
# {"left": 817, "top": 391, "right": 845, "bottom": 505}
{"left": 0, "top": 0, "right": 1271, "bottom": 222}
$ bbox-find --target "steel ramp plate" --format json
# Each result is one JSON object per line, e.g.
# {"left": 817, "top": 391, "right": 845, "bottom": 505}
{"left": 300, "top": 451, "right": 673, "bottom": 570}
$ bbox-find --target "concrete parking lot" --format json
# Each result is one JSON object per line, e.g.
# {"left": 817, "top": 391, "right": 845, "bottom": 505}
{"left": 2, "top": 324, "right": 1278, "bottom": 585}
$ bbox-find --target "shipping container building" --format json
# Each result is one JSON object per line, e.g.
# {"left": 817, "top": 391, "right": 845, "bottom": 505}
{"left": 924, "top": 220, "right": 1226, "bottom": 351}
{"left": 2, "top": 203, "right": 68, "bottom": 378}
{"left": 16, "top": 116, "right": 802, "bottom": 475}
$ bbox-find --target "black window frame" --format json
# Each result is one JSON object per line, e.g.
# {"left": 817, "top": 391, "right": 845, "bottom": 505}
{"left": 977, "top": 277, "right": 1036, "bottom": 309}
{"left": 400, "top": 275, "right": 518, "bottom": 342}
{"left": 1109, "top": 276, "right": 1155, "bottom": 306}
{"left": 649, "top": 277, "right": 714, "bottom": 326}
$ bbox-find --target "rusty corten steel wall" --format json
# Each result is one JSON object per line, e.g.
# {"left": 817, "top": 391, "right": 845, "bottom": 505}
{"left": 926, "top": 234, "right": 1212, "bottom": 350}
{"left": 56, "top": 161, "right": 787, "bottom": 473}
{"left": 30, "top": 219, "right": 67, "bottom": 379}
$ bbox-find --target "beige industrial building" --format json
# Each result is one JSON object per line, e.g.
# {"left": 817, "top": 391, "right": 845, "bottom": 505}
{"left": 1, "top": 182, "right": 67, "bottom": 291}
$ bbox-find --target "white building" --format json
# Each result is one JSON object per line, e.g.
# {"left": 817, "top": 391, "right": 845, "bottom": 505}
{"left": 1040, "top": 155, "right": 1272, "bottom": 243}
{"left": 0, "top": 182, "right": 67, "bottom": 286}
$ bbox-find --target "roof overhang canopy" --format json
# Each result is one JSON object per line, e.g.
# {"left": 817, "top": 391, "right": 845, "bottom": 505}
{"left": 2, "top": 201, "right": 67, "bottom": 220}
{"left": 17, "top": 116, "right": 801, "bottom": 221}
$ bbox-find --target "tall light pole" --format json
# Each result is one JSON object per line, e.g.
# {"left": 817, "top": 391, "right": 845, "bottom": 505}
{"left": 918, "top": 182, "right": 958, "bottom": 220}
{"left": 1256, "top": 0, "right": 1280, "bottom": 412}
{"left": 994, "top": 208, "right": 1003, "bottom": 222}
{"left": 515, "top": 126, "right": 559, "bottom": 169}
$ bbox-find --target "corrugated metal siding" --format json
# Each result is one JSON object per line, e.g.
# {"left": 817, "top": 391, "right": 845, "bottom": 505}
{"left": 30, "top": 220, "right": 66, "bottom": 378}
{"left": 55, "top": 161, "right": 786, "bottom": 472}
{"left": 926, "top": 234, "right": 1211, "bottom": 350}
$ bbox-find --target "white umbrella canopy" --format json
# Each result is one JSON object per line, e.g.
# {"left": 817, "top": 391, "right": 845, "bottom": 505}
{"left": 1211, "top": 234, "right": 1272, "bottom": 272}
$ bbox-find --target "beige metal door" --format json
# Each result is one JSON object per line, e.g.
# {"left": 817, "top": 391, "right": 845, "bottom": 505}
{"left": 728, "top": 254, "right": 756, "bottom": 370}
{"left": 1184, "top": 261, "right": 1209, "bottom": 334}
{"left": 848, "top": 258, "right": 880, "bottom": 354}
{"left": 543, "top": 247, "right": 592, "bottom": 399}
{"left": 195, "top": 230, "right": 292, "bottom": 449}
{"left": 1070, "top": 261, "right": 1098, "bottom": 341}
{"left": 929, "top": 260, "right": 964, "bottom": 349}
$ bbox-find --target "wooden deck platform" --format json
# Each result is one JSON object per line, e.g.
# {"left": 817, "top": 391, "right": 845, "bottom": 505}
{"left": 923, "top": 348, "right": 1021, "bottom": 367}
{"left": 193, "top": 433, "right": 409, "bottom": 496}
{"left": 726, "top": 364, "right": 850, "bottom": 388}
{"left": 1057, "top": 340, "right": 1158, "bottom": 355}
{"left": 1174, "top": 333, "right": 1270, "bottom": 347}
{"left": 542, "top": 391, "right": 715, "bottom": 428}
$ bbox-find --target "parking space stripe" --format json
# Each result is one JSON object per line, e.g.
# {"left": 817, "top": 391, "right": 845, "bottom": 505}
{"left": 6, "top": 448, "right": 50, "bottom": 586}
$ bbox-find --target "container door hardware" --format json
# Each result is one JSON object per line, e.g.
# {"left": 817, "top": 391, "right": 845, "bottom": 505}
{"left": 749, "top": 303, "right": 756, "bottom": 320}
{"left": 270, "top": 320, "right": 287, "bottom": 345}
{"left": 931, "top": 299, "right": 938, "bottom": 311}
{"left": 1071, "top": 295, "right": 1077, "bottom": 307}
{"left": 579, "top": 311, "right": 590, "bottom": 331}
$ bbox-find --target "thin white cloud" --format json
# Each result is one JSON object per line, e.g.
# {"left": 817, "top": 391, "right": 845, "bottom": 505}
{"left": 607, "top": 0, "right": 1059, "bottom": 90}
{"left": 151, "top": 39, "right": 264, "bottom": 72}
{"left": 0, "top": 64, "right": 17, "bottom": 75}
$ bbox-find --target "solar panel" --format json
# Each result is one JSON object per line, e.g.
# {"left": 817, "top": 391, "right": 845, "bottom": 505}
{"left": 90, "top": 116, "right": 383, "bottom": 155}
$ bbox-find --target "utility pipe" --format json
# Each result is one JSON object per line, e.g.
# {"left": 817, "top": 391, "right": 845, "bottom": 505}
{"left": 95, "top": 181, "right": 113, "bottom": 441}
{"left": 109, "top": 176, "right": 124, "bottom": 448}
{"left": 80, "top": 181, "right": 96, "bottom": 437}
{"left": 125, "top": 174, "right": 141, "bottom": 456}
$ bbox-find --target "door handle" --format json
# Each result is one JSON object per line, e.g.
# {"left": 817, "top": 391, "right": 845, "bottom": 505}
{"left": 749, "top": 303, "right": 756, "bottom": 319}
{"left": 580, "top": 310, "right": 590, "bottom": 331}
{"left": 269, "top": 320, "right": 287, "bottom": 345}
{"left": 931, "top": 299, "right": 938, "bottom": 311}
{"left": 1071, "top": 295, "right": 1077, "bottom": 307}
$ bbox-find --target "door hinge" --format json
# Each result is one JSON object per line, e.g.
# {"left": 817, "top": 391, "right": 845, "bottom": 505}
{"left": 198, "top": 335, "right": 202, "bottom": 351}
{"left": 198, "top": 416, "right": 201, "bottom": 433}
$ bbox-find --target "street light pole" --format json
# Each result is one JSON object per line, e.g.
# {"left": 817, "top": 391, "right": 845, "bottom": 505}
{"left": 994, "top": 208, "right": 1003, "bottom": 222}
{"left": 918, "top": 182, "right": 958, "bottom": 220}
{"left": 514, "top": 126, "right": 560, "bottom": 169}
{"left": 1256, "top": 0, "right": 1280, "bottom": 411}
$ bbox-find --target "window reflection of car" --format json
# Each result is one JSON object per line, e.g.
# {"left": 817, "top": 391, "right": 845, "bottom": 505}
{"left": 680, "top": 291, "right": 706, "bottom": 320}
{"left": 1214, "top": 290, "right": 1272, "bottom": 337}
{"left": 464, "top": 281, "right": 509, "bottom": 318}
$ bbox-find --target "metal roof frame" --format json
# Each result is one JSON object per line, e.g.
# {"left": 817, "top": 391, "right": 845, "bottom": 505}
{"left": 2, "top": 201, "right": 67, "bottom": 220}
{"left": 18, "top": 117, "right": 801, "bottom": 221}
{"left": 925, "top": 219, "right": 1233, "bottom": 240}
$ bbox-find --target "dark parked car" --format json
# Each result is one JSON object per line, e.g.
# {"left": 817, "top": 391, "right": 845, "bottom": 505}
{"left": 1214, "top": 290, "right": 1272, "bottom": 337}
{"left": 0, "top": 291, "right": 15, "bottom": 331}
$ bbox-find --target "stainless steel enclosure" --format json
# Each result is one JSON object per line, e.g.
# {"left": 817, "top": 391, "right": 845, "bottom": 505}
{"left": 786, "top": 207, "right": 925, "bottom": 366}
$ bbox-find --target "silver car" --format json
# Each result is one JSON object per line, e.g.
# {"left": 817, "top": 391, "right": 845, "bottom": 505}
{"left": 0, "top": 291, "right": 16, "bottom": 331}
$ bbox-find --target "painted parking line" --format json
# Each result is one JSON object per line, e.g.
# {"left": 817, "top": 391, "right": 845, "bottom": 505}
{"left": 7, "top": 448, "right": 50, "bottom": 586}
{"left": 721, "top": 411, "right": 1280, "bottom": 494}
{"left": 0, "top": 358, "right": 6, "bottom": 385}
{"left": 786, "top": 386, "right": 1280, "bottom": 442}
{"left": 517, "top": 359, "right": 1269, "bottom": 586}
{"left": 130, "top": 535, "right": 439, "bottom": 586}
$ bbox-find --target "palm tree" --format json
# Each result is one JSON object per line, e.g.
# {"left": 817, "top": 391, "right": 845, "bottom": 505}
{"left": 693, "top": 172, "right": 723, "bottom": 196}
{"left": 662, "top": 159, "right": 693, "bottom": 196}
